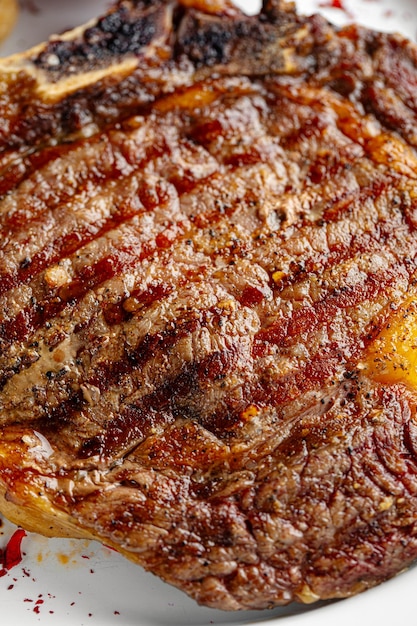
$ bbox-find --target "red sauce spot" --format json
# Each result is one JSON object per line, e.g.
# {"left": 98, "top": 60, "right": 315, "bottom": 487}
{"left": 319, "top": 0, "right": 345, "bottom": 8}
{"left": 318, "top": 0, "right": 354, "bottom": 16}
{"left": 0, "top": 528, "right": 27, "bottom": 576}
{"left": 33, "top": 599, "right": 44, "bottom": 613}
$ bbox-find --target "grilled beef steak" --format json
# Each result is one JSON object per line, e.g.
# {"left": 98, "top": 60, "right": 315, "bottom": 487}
{"left": 1, "top": 0, "right": 417, "bottom": 611}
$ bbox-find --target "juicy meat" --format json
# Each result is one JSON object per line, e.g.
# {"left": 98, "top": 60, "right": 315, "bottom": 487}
{"left": 1, "top": 0, "right": 417, "bottom": 611}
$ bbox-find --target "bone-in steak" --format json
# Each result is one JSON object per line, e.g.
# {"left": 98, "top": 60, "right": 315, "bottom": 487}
{"left": 1, "top": 0, "right": 417, "bottom": 611}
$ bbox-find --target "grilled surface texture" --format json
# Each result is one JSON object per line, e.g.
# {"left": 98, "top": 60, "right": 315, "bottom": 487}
{"left": 1, "top": 0, "right": 417, "bottom": 611}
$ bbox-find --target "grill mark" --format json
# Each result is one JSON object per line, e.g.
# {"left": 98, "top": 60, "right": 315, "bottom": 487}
{"left": 0, "top": 135, "right": 124, "bottom": 231}
{"left": 0, "top": 136, "right": 269, "bottom": 351}
{"left": 0, "top": 131, "right": 221, "bottom": 296}
{"left": 1, "top": 82, "right": 415, "bottom": 442}
{"left": 0, "top": 234, "right": 407, "bottom": 412}
{"left": 0, "top": 168, "right": 411, "bottom": 390}
{"left": 302, "top": 221, "right": 406, "bottom": 276}
{"left": 0, "top": 172, "right": 248, "bottom": 383}
{"left": 0, "top": 121, "right": 187, "bottom": 254}
{"left": 38, "top": 316, "right": 203, "bottom": 449}
{"left": 0, "top": 220, "right": 186, "bottom": 348}
{"left": 87, "top": 316, "right": 201, "bottom": 393}
{"left": 0, "top": 141, "right": 93, "bottom": 203}
{"left": 0, "top": 87, "right": 372, "bottom": 299}
{"left": 321, "top": 178, "right": 394, "bottom": 224}
{"left": 221, "top": 344, "right": 359, "bottom": 435}
{"left": 3, "top": 138, "right": 412, "bottom": 398}
{"left": 3, "top": 161, "right": 395, "bottom": 304}
{"left": 75, "top": 302, "right": 368, "bottom": 456}
{"left": 73, "top": 302, "right": 243, "bottom": 418}
{"left": 79, "top": 344, "right": 238, "bottom": 458}
{"left": 0, "top": 139, "right": 172, "bottom": 288}
{"left": 0, "top": 197, "right": 138, "bottom": 298}
{"left": 254, "top": 266, "right": 407, "bottom": 354}
{"left": 251, "top": 177, "right": 414, "bottom": 294}
{"left": 28, "top": 307, "right": 241, "bottom": 451}
{"left": 0, "top": 172, "right": 175, "bottom": 298}
{"left": 78, "top": 403, "right": 175, "bottom": 460}
{"left": 89, "top": 336, "right": 353, "bottom": 457}
{"left": 268, "top": 346, "right": 348, "bottom": 407}
{"left": 56, "top": 276, "right": 384, "bottom": 456}
{"left": 42, "top": 299, "right": 235, "bottom": 427}
{"left": 0, "top": 81, "right": 261, "bottom": 232}
{"left": 1, "top": 171, "right": 241, "bottom": 343}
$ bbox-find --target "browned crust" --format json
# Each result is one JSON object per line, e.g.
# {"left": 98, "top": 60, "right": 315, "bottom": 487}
{"left": 2, "top": 0, "right": 417, "bottom": 613}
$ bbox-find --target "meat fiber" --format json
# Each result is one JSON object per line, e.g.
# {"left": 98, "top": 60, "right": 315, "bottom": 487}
{"left": 1, "top": 0, "right": 417, "bottom": 611}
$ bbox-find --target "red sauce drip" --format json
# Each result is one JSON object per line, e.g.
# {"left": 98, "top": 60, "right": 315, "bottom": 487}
{"left": 0, "top": 528, "right": 27, "bottom": 576}
{"left": 318, "top": 0, "right": 354, "bottom": 17}
{"left": 319, "top": 0, "right": 346, "bottom": 9}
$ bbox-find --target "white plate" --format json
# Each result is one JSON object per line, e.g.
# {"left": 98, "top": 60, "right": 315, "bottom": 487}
{"left": 0, "top": 0, "right": 416, "bottom": 624}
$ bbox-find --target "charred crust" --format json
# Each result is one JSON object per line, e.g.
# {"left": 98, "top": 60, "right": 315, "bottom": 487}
{"left": 32, "top": 1, "right": 169, "bottom": 81}
{"left": 175, "top": 10, "right": 302, "bottom": 69}
{"left": 176, "top": 13, "right": 235, "bottom": 67}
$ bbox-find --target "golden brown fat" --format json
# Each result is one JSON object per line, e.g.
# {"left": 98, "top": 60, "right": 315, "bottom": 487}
{"left": 0, "top": 0, "right": 18, "bottom": 45}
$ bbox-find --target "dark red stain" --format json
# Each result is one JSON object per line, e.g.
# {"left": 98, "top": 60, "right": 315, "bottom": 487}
{"left": 319, "top": 0, "right": 347, "bottom": 10}
{"left": 318, "top": 0, "right": 355, "bottom": 18}
{"left": 0, "top": 528, "right": 27, "bottom": 576}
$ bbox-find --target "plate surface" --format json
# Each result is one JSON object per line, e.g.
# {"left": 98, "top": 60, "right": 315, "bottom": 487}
{"left": 0, "top": 0, "right": 416, "bottom": 624}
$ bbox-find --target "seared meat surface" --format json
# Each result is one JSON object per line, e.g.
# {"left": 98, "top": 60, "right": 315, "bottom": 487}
{"left": 1, "top": 0, "right": 417, "bottom": 610}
